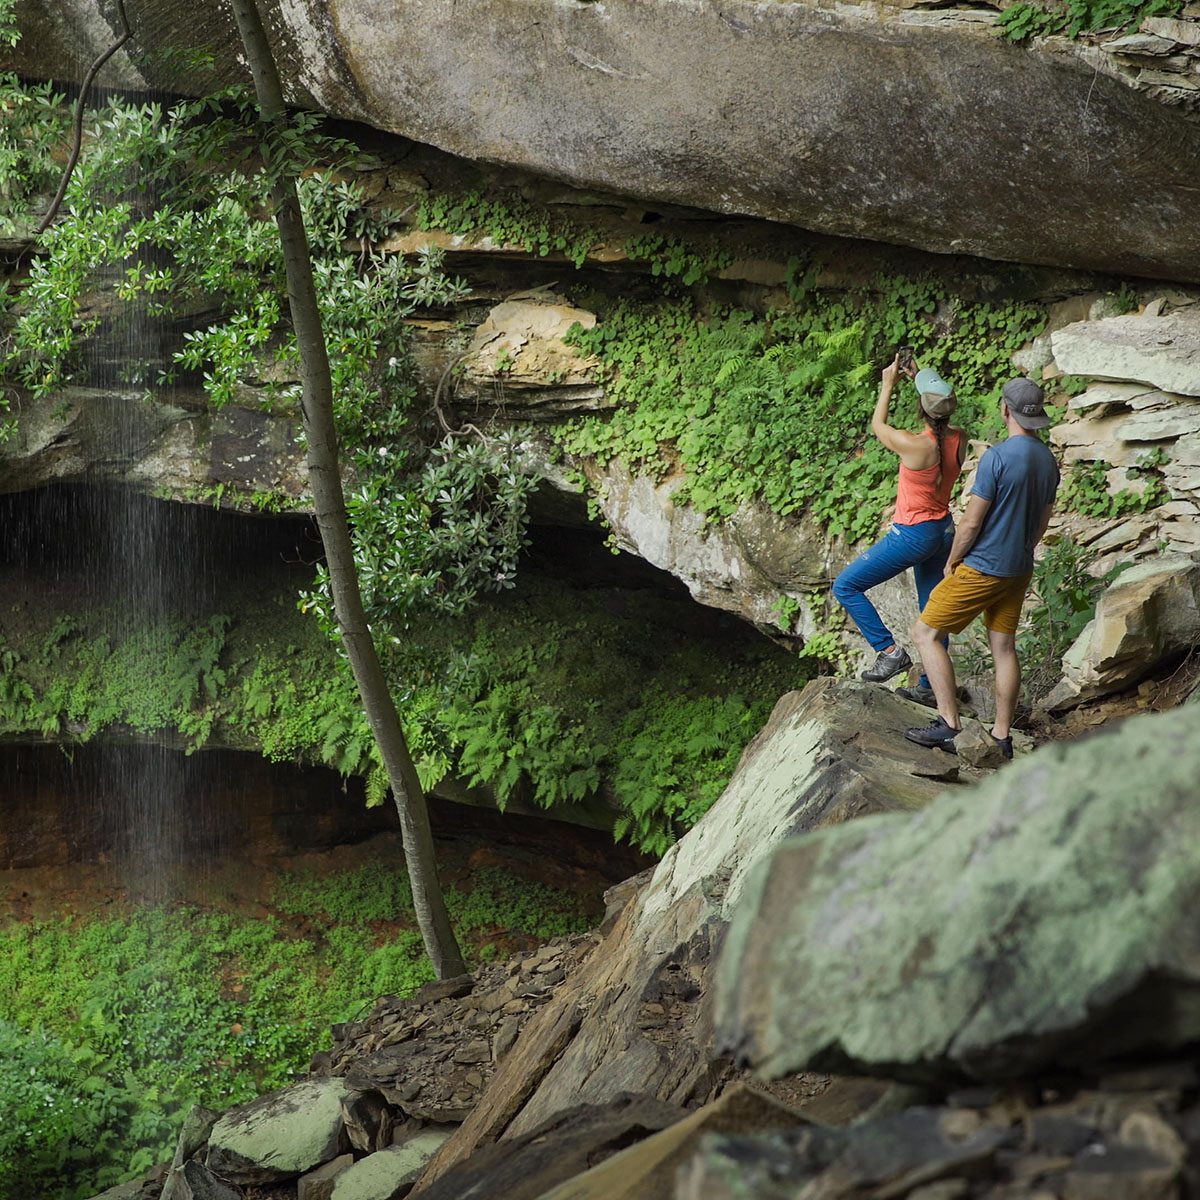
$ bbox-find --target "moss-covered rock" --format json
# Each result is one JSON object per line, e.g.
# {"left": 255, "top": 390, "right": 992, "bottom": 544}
{"left": 206, "top": 1077, "right": 354, "bottom": 1184}
{"left": 716, "top": 701, "right": 1200, "bottom": 1083}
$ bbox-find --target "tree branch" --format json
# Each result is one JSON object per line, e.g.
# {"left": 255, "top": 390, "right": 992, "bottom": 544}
{"left": 34, "top": 0, "right": 133, "bottom": 237}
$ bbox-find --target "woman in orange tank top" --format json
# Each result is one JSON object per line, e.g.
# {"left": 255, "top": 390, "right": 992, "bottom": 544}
{"left": 831, "top": 355, "right": 966, "bottom": 702}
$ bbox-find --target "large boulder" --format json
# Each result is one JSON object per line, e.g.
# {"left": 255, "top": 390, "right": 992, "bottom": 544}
{"left": 716, "top": 700, "right": 1200, "bottom": 1084}
{"left": 12, "top": 1, "right": 1200, "bottom": 282}
{"left": 324, "top": 1131, "right": 451, "bottom": 1200}
{"left": 206, "top": 1077, "right": 356, "bottom": 1184}
{"left": 413, "top": 679, "right": 973, "bottom": 1192}
{"left": 1045, "top": 554, "right": 1200, "bottom": 709}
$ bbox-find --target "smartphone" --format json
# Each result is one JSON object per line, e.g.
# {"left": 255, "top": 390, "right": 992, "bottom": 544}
{"left": 897, "top": 345, "right": 915, "bottom": 371}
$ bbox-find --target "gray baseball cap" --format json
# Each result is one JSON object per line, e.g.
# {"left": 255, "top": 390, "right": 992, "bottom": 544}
{"left": 914, "top": 367, "right": 956, "bottom": 419}
{"left": 1002, "top": 378, "right": 1051, "bottom": 429}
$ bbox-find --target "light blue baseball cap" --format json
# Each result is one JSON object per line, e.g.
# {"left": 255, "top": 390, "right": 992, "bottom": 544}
{"left": 914, "top": 368, "right": 956, "bottom": 418}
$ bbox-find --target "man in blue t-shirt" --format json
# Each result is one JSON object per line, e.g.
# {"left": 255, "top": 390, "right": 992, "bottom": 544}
{"left": 904, "top": 379, "right": 1060, "bottom": 758}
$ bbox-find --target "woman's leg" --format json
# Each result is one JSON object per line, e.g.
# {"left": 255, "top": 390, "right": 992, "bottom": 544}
{"left": 832, "top": 528, "right": 922, "bottom": 653}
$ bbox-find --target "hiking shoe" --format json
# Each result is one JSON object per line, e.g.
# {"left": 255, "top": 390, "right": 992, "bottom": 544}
{"left": 862, "top": 646, "right": 912, "bottom": 683}
{"left": 904, "top": 716, "right": 960, "bottom": 753}
{"left": 991, "top": 732, "right": 1014, "bottom": 761}
{"left": 895, "top": 684, "right": 936, "bottom": 709}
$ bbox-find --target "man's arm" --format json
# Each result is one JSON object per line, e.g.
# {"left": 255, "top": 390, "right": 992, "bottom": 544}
{"left": 945, "top": 494, "right": 992, "bottom": 575}
{"left": 1032, "top": 502, "right": 1054, "bottom": 549}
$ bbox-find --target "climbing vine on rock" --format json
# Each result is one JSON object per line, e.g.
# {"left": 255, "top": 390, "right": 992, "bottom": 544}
{"left": 558, "top": 273, "right": 1047, "bottom": 543}
{"left": 415, "top": 187, "right": 732, "bottom": 284}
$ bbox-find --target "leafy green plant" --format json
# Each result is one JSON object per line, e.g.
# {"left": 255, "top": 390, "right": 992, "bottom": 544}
{"left": 997, "top": 0, "right": 1182, "bottom": 40}
{"left": 1021, "top": 536, "right": 1127, "bottom": 699}
{"left": 0, "top": 859, "right": 595, "bottom": 1198}
{"left": 3, "top": 94, "right": 536, "bottom": 640}
{"left": 558, "top": 280, "right": 1044, "bottom": 543}
{"left": 610, "top": 691, "right": 771, "bottom": 855}
{"left": 1059, "top": 456, "right": 1168, "bottom": 520}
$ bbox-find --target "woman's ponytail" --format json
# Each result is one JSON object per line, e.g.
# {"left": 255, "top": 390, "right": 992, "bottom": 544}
{"left": 931, "top": 416, "right": 949, "bottom": 488}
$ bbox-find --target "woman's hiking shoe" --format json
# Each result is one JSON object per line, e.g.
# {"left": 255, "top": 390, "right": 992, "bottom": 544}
{"left": 862, "top": 646, "right": 912, "bottom": 683}
{"left": 895, "top": 684, "right": 936, "bottom": 708}
{"left": 904, "top": 716, "right": 960, "bottom": 752}
{"left": 991, "top": 732, "right": 1014, "bottom": 761}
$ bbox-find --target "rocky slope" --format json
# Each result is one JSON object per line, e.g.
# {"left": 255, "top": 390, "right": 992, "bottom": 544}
{"left": 88, "top": 675, "right": 1200, "bottom": 1200}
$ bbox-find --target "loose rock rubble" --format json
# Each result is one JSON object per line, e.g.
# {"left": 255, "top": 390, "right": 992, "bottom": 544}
{"left": 676, "top": 1063, "right": 1200, "bottom": 1200}
{"left": 313, "top": 935, "right": 597, "bottom": 1125}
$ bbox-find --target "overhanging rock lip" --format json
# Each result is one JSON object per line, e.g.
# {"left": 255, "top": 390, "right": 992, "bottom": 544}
{"left": 11, "top": 0, "right": 1200, "bottom": 282}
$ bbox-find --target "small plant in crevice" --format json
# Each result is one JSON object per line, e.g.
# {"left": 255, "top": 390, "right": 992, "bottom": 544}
{"left": 997, "top": 0, "right": 1182, "bottom": 40}
{"left": 1059, "top": 453, "right": 1169, "bottom": 521}
{"left": 1020, "top": 536, "right": 1128, "bottom": 701}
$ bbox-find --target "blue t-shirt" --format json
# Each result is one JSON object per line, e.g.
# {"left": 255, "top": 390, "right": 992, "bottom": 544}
{"left": 965, "top": 435, "right": 1059, "bottom": 578}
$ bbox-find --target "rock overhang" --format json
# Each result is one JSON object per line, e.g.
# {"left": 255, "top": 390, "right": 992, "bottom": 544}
{"left": 11, "top": 0, "right": 1200, "bottom": 282}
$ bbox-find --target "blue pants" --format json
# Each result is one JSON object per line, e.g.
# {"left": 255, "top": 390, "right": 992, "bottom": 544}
{"left": 832, "top": 516, "right": 953, "bottom": 689}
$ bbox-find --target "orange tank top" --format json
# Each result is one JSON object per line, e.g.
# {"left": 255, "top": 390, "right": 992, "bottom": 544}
{"left": 894, "top": 428, "right": 963, "bottom": 525}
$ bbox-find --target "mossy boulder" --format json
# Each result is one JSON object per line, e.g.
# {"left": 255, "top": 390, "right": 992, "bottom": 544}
{"left": 206, "top": 1077, "right": 355, "bottom": 1184}
{"left": 717, "top": 702, "right": 1200, "bottom": 1083}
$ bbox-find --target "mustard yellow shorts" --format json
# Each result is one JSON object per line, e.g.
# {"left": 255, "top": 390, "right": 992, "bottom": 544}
{"left": 919, "top": 563, "right": 1033, "bottom": 636}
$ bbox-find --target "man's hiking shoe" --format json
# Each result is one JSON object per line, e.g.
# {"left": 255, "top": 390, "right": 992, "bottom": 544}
{"left": 895, "top": 684, "right": 936, "bottom": 708}
{"left": 991, "top": 732, "right": 1014, "bottom": 761}
{"left": 904, "top": 716, "right": 960, "bottom": 753}
{"left": 862, "top": 646, "right": 912, "bottom": 683}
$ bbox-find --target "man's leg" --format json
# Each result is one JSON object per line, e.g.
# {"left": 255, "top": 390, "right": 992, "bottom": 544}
{"left": 988, "top": 628, "right": 1019, "bottom": 740}
{"left": 912, "top": 618, "right": 959, "bottom": 730}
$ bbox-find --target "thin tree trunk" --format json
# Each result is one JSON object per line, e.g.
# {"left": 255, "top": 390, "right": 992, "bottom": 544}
{"left": 229, "top": 0, "right": 467, "bottom": 979}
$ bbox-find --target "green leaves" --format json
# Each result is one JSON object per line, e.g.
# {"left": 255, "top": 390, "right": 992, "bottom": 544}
{"left": 0, "top": 861, "right": 591, "bottom": 1197}
{"left": 611, "top": 691, "right": 772, "bottom": 856}
{"left": 1060, "top": 457, "right": 1168, "bottom": 520}
{"left": 558, "top": 277, "right": 1045, "bottom": 545}
{"left": 1021, "top": 536, "right": 1130, "bottom": 699}
{"left": 998, "top": 0, "right": 1182, "bottom": 40}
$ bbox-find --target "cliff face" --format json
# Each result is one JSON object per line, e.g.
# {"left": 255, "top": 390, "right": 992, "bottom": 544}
{"left": 11, "top": 0, "right": 1200, "bottom": 281}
